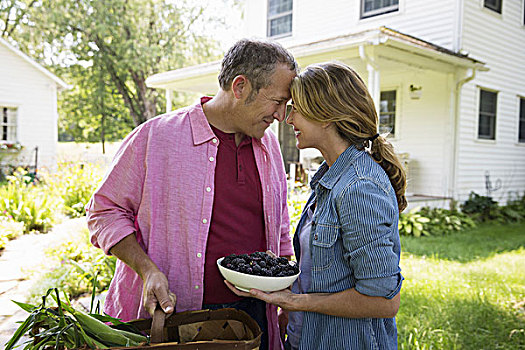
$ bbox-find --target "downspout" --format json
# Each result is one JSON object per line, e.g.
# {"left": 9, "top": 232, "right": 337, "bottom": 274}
{"left": 359, "top": 45, "right": 380, "bottom": 116}
{"left": 451, "top": 68, "right": 476, "bottom": 202}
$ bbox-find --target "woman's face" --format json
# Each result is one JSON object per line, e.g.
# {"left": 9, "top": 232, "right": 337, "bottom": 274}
{"left": 285, "top": 104, "right": 327, "bottom": 150}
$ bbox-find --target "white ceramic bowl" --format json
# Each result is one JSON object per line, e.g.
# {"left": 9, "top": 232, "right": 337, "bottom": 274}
{"left": 217, "top": 257, "right": 300, "bottom": 292}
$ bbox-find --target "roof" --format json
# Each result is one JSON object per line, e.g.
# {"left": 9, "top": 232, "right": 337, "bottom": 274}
{"left": 146, "top": 26, "right": 488, "bottom": 93}
{"left": 0, "top": 37, "right": 71, "bottom": 90}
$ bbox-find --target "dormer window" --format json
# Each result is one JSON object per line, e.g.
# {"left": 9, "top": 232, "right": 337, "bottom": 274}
{"left": 361, "top": 0, "right": 399, "bottom": 19}
{"left": 267, "top": 0, "right": 292, "bottom": 38}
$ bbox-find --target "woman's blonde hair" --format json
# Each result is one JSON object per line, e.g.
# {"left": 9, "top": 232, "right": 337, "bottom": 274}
{"left": 291, "top": 62, "right": 407, "bottom": 212}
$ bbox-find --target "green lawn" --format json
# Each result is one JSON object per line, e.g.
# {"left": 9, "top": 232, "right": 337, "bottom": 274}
{"left": 398, "top": 222, "right": 525, "bottom": 349}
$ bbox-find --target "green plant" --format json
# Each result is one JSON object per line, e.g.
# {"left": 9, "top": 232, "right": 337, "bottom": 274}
{"left": 42, "top": 162, "right": 104, "bottom": 218}
{"left": 398, "top": 208, "right": 430, "bottom": 237}
{"left": 0, "top": 169, "right": 58, "bottom": 232}
{"left": 287, "top": 186, "right": 310, "bottom": 234}
{"left": 5, "top": 288, "right": 147, "bottom": 350}
{"left": 418, "top": 207, "right": 476, "bottom": 235}
{"left": 461, "top": 191, "right": 499, "bottom": 222}
{"left": 0, "top": 214, "right": 25, "bottom": 250}
{"left": 28, "top": 228, "right": 116, "bottom": 302}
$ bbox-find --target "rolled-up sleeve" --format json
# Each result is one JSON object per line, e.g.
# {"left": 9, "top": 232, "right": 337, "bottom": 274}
{"left": 337, "top": 179, "right": 403, "bottom": 299}
{"left": 86, "top": 124, "right": 149, "bottom": 255}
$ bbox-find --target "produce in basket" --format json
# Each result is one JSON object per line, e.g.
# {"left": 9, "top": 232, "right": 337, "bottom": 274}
{"left": 4, "top": 288, "right": 148, "bottom": 350}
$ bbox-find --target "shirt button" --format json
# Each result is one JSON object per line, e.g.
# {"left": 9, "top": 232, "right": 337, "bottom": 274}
{"left": 195, "top": 285, "right": 199, "bottom": 289}
{"left": 209, "top": 156, "right": 214, "bottom": 162}
{"left": 266, "top": 185, "right": 270, "bottom": 192}
{"left": 197, "top": 253, "right": 202, "bottom": 258}
{"left": 202, "top": 219, "right": 208, "bottom": 224}
{"left": 206, "top": 187, "right": 211, "bottom": 192}
{"left": 212, "top": 138, "right": 217, "bottom": 143}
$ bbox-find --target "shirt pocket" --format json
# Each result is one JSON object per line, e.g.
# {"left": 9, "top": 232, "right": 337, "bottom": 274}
{"left": 311, "top": 223, "right": 340, "bottom": 271}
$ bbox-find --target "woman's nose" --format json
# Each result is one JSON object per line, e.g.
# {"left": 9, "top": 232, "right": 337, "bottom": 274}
{"left": 286, "top": 110, "right": 293, "bottom": 125}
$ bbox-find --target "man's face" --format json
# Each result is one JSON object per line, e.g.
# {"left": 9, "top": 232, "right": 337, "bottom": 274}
{"left": 235, "top": 64, "right": 296, "bottom": 139}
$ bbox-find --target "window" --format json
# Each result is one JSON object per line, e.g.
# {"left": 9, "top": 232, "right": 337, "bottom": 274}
{"left": 484, "top": 0, "right": 502, "bottom": 13}
{"left": 379, "top": 90, "right": 396, "bottom": 137}
{"left": 361, "top": 0, "right": 399, "bottom": 19}
{"left": 267, "top": 0, "right": 292, "bottom": 37}
{"left": 478, "top": 89, "right": 497, "bottom": 140}
{"left": 518, "top": 97, "right": 525, "bottom": 142}
{"left": 1, "top": 107, "right": 17, "bottom": 142}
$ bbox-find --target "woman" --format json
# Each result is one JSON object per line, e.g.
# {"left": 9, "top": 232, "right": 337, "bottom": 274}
{"left": 226, "top": 62, "right": 407, "bottom": 349}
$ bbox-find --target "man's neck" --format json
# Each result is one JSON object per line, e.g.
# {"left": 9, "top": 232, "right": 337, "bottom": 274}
{"left": 203, "top": 93, "right": 246, "bottom": 146}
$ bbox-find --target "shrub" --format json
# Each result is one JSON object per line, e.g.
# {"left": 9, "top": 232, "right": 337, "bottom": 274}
{"left": 0, "top": 215, "right": 25, "bottom": 249}
{"left": 43, "top": 162, "right": 104, "bottom": 218}
{"left": 418, "top": 207, "right": 476, "bottom": 235}
{"left": 461, "top": 192, "right": 499, "bottom": 222}
{"left": 398, "top": 208, "right": 431, "bottom": 237}
{"left": 27, "top": 227, "right": 116, "bottom": 302}
{"left": 288, "top": 186, "right": 310, "bottom": 233}
{"left": 0, "top": 168, "right": 58, "bottom": 233}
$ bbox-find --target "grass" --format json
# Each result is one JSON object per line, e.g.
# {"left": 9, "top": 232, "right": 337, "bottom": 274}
{"left": 398, "top": 222, "right": 525, "bottom": 349}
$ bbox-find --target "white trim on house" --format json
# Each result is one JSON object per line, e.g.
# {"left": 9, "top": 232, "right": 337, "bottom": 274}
{"left": 145, "top": 27, "right": 487, "bottom": 97}
{"left": 0, "top": 37, "right": 70, "bottom": 90}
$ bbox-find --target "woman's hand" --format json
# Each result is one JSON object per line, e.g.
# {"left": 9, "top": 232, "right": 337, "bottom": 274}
{"left": 224, "top": 280, "right": 304, "bottom": 311}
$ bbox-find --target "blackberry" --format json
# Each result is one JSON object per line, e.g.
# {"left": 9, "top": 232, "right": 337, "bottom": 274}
{"left": 221, "top": 251, "right": 299, "bottom": 277}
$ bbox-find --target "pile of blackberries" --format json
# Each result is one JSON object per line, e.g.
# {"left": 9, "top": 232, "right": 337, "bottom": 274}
{"left": 221, "top": 251, "right": 299, "bottom": 277}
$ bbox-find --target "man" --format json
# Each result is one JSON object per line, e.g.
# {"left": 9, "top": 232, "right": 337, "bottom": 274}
{"left": 86, "top": 39, "right": 298, "bottom": 350}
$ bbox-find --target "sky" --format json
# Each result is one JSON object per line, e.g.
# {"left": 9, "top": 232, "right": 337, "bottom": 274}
{"left": 185, "top": 0, "right": 245, "bottom": 51}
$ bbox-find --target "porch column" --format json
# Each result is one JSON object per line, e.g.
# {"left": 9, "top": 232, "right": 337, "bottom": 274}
{"left": 359, "top": 45, "right": 381, "bottom": 116}
{"left": 166, "top": 89, "right": 172, "bottom": 113}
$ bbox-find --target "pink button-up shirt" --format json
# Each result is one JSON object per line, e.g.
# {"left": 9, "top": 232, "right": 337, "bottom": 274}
{"left": 86, "top": 98, "right": 293, "bottom": 349}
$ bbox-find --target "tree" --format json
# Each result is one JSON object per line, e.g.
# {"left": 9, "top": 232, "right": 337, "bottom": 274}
{"left": 1, "top": 0, "right": 223, "bottom": 141}
{"left": 42, "top": 0, "right": 220, "bottom": 126}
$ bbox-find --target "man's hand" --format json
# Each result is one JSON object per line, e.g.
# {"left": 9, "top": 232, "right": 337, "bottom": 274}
{"left": 278, "top": 308, "right": 288, "bottom": 342}
{"left": 109, "top": 234, "right": 177, "bottom": 317}
{"left": 143, "top": 271, "right": 177, "bottom": 316}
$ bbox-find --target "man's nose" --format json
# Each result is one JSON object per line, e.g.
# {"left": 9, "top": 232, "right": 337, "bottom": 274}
{"left": 273, "top": 105, "right": 287, "bottom": 122}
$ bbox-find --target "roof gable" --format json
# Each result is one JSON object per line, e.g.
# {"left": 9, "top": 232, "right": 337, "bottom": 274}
{"left": 0, "top": 37, "right": 70, "bottom": 89}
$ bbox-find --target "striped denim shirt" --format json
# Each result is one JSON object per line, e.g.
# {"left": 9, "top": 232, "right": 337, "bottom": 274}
{"left": 292, "top": 145, "right": 403, "bottom": 350}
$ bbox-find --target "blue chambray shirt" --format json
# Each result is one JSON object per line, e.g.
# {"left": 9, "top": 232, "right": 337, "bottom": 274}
{"left": 291, "top": 145, "right": 403, "bottom": 350}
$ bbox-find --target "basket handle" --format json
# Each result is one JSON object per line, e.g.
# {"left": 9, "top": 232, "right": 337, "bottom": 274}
{"left": 150, "top": 305, "right": 167, "bottom": 343}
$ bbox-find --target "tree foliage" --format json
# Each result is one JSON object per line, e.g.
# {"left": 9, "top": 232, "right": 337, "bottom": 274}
{"left": 1, "top": 0, "right": 223, "bottom": 142}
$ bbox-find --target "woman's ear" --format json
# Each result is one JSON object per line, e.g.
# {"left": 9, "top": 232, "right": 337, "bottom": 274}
{"left": 231, "top": 75, "right": 250, "bottom": 100}
{"left": 321, "top": 121, "right": 333, "bottom": 129}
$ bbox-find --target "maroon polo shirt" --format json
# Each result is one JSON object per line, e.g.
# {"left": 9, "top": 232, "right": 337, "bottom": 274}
{"left": 202, "top": 126, "right": 266, "bottom": 304}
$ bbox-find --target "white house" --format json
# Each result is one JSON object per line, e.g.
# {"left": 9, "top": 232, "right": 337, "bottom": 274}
{"left": 146, "top": 0, "right": 525, "bottom": 207}
{"left": 0, "top": 37, "right": 69, "bottom": 174}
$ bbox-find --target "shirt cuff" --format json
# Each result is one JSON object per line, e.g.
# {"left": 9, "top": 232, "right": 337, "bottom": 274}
{"left": 355, "top": 273, "right": 404, "bottom": 299}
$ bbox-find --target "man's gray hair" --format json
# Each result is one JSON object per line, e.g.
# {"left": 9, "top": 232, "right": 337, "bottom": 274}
{"left": 218, "top": 39, "right": 298, "bottom": 103}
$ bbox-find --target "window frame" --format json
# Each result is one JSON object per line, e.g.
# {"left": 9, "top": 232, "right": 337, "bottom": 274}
{"left": 1, "top": 106, "right": 18, "bottom": 143}
{"left": 477, "top": 88, "right": 498, "bottom": 141}
{"left": 379, "top": 89, "right": 398, "bottom": 139}
{"left": 519, "top": 96, "right": 525, "bottom": 143}
{"left": 360, "top": 0, "right": 399, "bottom": 19}
{"left": 267, "top": 0, "right": 293, "bottom": 38}
{"left": 483, "top": 0, "right": 502, "bottom": 14}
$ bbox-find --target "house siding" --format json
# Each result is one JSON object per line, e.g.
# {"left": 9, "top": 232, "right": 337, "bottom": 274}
{"left": 246, "top": 0, "right": 458, "bottom": 50}
{"left": 456, "top": 0, "right": 525, "bottom": 203}
{"left": 0, "top": 43, "right": 58, "bottom": 170}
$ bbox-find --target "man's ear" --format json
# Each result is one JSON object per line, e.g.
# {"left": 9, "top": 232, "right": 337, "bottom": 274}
{"left": 231, "top": 75, "right": 250, "bottom": 100}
